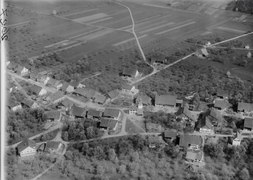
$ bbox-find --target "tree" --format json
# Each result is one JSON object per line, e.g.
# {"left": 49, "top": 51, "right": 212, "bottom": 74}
{"left": 238, "top": 168, "right": 250, "bottom": 180}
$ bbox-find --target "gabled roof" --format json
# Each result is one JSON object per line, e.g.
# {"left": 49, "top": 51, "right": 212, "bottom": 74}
{"left": 122, "top": 84, "right": 133, "bottom": 90}
{"left": 164, "top": 129, "right": 177, "bottom": 138}
{"left": 179, "top": 134, "right": 202, "bottom": 147}
{"left": 103, "top": 108, "right": 121, "bottom": 119}
{"left": 155, "top": 95, "right": 177, "bottom": 106}
{"left": 30, "top": 85, "right": 43, "bottom": 95}
{"left": 61, "top": 82, "right": 71, "bottom": 91}
{"left": 214, "top": 99, "right": 231, "bottom": 109}
{"left": 94, "top": 92, "right": 106, "bottom": 104}
{"left": 15, "top": 65, "right": 26, "bottom": 73}
{"left": 137, "top": 94, "right": 152, "bottom": 105}
{"left": 183, "top": 106, "right": 199, "bottom": 121}
{"left": 8, "top": 99, "right": 20, "bottom": 108}
{"left": 100, "top": 118, "right": 118, "bottom": 129}
{"left": 87, "top": 109, "right": 102, "bottom": 118}
{"left": 47, "top": 91, "right": 64, "bottom": 102}
{"left": 45, "top": 110, "right": 61, "bottom": 120}
{"left": 75, "top": 88, "right": 96, "bottom": 99}
{"left": 107, "top": 90, "right": 119, "bottom": 99}
{"left": 21, "top": 99, "right": 35, "bottom": 107}
{"left": 69, "top": 80, "right": 79, "bottom": 88}
{"left": 46, "top": 78, "right": 61, "bottom": 86}
{"left": 121, "top": 68, "right": 137, "bottom": 77}
{"left": 46, "top": 141, "right": 61, "bottom": 150}
{"left": 61, "top": 98, "right": 74, "bottom": 108}
{"left": 209, "top": 109, "right": 223, "bottom": 122}
{"left": 17, "top": 139, "right": 36, "bottom": 152}
{"left": 71, "top": 104, "right": 86, "bottom": 117}
{"left": 216, "top": 90, "right": 229, "bottom": 98}
{"left": 244, "top": 118, "right": 253, "bottom": 129}
{"left": 238, "top": 102, "right": 253, "bottom": 112}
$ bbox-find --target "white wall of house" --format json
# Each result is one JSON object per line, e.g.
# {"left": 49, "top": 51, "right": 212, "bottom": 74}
{"left": 232, "top": 139, "right": 241, "bottom": 146}
{"left": 200, "top": 128, "right": 214, "bottom": 135}
{"left": 21, "top": 68, "right": 29, "bottom": 76}
{"left": 39, "top": 88, "right": 47, "bottom": 96}
{"left": 66, "top": 86, "right": 74, "bottom": 93}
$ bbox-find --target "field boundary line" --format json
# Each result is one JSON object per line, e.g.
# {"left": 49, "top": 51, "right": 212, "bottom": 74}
{"left": 63, "top": 8, "right": 98, "bottom": 18}
{"left": 140, "top": 22, "right": 175, "bottom": 34}
{"left": 113, "top": 34, "right": 147, "bottom": 46}
{"left": 216, "top": 26, "right": 246, "bottom": 34}
{"left": 155, "top": 21, "right": 196, "bottom": 35}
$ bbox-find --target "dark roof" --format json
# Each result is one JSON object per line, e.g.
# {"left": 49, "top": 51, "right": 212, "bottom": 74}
{"left": 45, "top": 110, "right": 61, "bottom": 120}
{"left": 61, "top": 82, "right": 71, "bottom": 91}
{"left": 122, "top": 84, "right": 133, "bottom": 90}
{"left": 179, "top": 134, "right": 202, "bottom": 147}
{"left": 17, "top": 139, "right": 36, "bottom": 152}
{"left": 30, "top": 85, "right": 43, "bottom": 95}
{"left": 71, "top": 104, "right": 86, "bottom": 117}
{"left": 15, "top": 65, "right": 26, "bottom": 73}
{"left": 74, "top": 88, "right": 96, "bottom": 99}
{"left": 209, "top": 109, "right": 223, "bottom": 122}
{"left": 121, "top": 68, "right": 137, "bottom": 77}
{"left": 103, "top": 108, "right": 121, "bottom": 118}
{"left": 155, "top": 95, "right": 177, "bottom": 106}
{"left": 214, "top": 99, "right": 231, "bottom": 109}
{"left": 87, "top": 109, "right": 102, "bottom": 118}
{"left": 137, "top": 94, "right": 152, "bottom": 105}
{"left": 244, "top": 118, "right": 253, "bottom": 129}
{"left": 238, "top": 102, "right": 253, "bottom": 112}
{"left": 100, "top": 118, "right": 118, "bottom": 129}
{"left": 69, "top": 80, "right": 79, "bottom": 88}
{"left": 46, "top": 78, "right": 60, "bottom": 86}
{"left": 183, "top": 106, "right": 199, "bottom": 121}
{"left": 164, "top": 129, "right": 177, "bottom": 138}
{"left": 94, "top": 92, "right": 107, "bottom": 104}
{"left": 47, "top": 91, "right": 64, "bottom": 102}
{"left": 61, "top": 99, "right": 74, "bottom": 107}
{"left": 21, "top": 99, "right": 35, "bottom": 107}
{"left": 216, "top": 90, "right": 229, "bottom": 98}
{"left": 107, "top": 90, "right": 119, "bottom": 99}
{"left": 8, "top": 99, "right": 20, "bottom": 108}
{"left": 46, "top": 141, "right": 61, "bottom": 150}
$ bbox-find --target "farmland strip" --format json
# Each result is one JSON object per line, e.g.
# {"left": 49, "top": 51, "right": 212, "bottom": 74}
{"left": 63, "top": 8, "right": 98, "bottom": 18}
{"left": 155, "top": 21, "right": 196, "bottom": 35}
{"left": 113, "top": 34, "right": 147, "bottom": 46}
{"left": 88, "top": 17, "right": 112, "bottom": 24}
{"left": 74, "top": 13, "right": 108, "bottom": 23}
{"left": 216, "top": 26, "right": 246, "bottom": 34}
{"left": 139, "top": 22, "right": 175, "bottom": 34}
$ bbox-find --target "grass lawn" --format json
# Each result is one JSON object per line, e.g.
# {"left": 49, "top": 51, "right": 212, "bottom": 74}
{"left": 125, "top": 118, "right": 145, "bottom": 134}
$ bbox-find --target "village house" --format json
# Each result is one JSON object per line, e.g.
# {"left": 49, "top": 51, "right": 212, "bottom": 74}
{"left": 44, "top": 141, "right": 63, "bottom": 154}
{"left": 103, "top": 108, "right": 121, "bottom": 120}
{"left": 147, "top": 136, "right": 166, "bottom": 149}
{"left": 179, "top": 134, "right": 202, "bottom": 149}
{"left": 58, "top": 98, "right": 74, "bottom": 111}
{"left": 8, "top": 99, "right": 22, "bottom": 111}
{"left": 16, "top": 139, "right": 37, "bottom": 158}
{"left": 121, "top": 84, "right": 139, "bottom": 96}
{"left": 71, "top": 104, "right": 86, "bottom": 119}
{"left": 129, "top": 106, "right": 138, "bottom": 115}
{"left": 136, "top": 108, "right": 144, "bottom": 116}
{"left": 150, "top": 53, "right": 167, "bottom": 64}
{"left": 46, "top": 78, "right": 62, "bottom": 90}
{"left": 209, "top": 108, "right": 223, "bottom": 127}
{"left": 163, "top": 129, "right": 177, "bottom": 141}
{"left": 69, "top": 80, "right": 80, "bottom": 89}
{"left": 38, "top": 75, "right": 51, "bottom": 85}
{"left": 7, "top": 62, "right": 18, "bottom": 72}
{"left": 155, "top": 94, "right": 177, "bottom": 108}
{"left": 99, "top": 118, "right": 118, "bottom": 131}
{"left": 30, "top": 85, "right": 47, "bottom": 96}
{"left": 61, "top": 82, "right": 74, "bottom": 93}
{"left": 213, "top": 99, "right": 231, "bottom": 110}
{"left": 238, "top": 102, "right": 253, "bottom": 113}
{"left": 120, "top": 68, "right": 140, "bottom": 79}
{"left": 195, "top": 48, "right": 209, "bottom": 58}
{"left": 185, "top": 150, "right": 203, "bottom": 162}
{"left": 21, "top": 99, "right": 39, "bottom": 109}
{"left": 87, "top": 109, "right": 103, "bottom": 119}
{"left": 93, "top": 92, "right": 107, "bottom": 105}
{"left": 183, "top": 104, "right": 200, "bottom": 122}
{"left": 244, "top": 117, "right": 253, "bottom": 131}
{"left": 46, "top": 91, "right": 64, "bottom": 103}
{"left": 107, "top": 89, "right": 120, "bottom": 100}
{"left": 7, "top": 81, "right": 17, "bottom": 93}
{"left": 15, "top": 65, "right": 30, "bottom": 77}
{"left": 195, "top": 115, "right": 214, "bottom": 135}
{"left": 29, "top": 72, "right": 39, "bottom": 81}
{"left": 136, "top": 94, "right": 152, "bottom": 107}
{"left": 45, "top": 110, "right": 61, "bottom": 121}
{"left": 216, "top": 90, "right": 229, "bottom": 99}
{"left": 74, "top": 88, "right": 96, "bottom": 100}
{"left": 6, "top": 60, "right": 10, "bottom": 67}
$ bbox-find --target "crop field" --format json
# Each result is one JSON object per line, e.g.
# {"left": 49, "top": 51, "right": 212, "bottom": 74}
{"left": 8, "top": 0, "right": 253, "bottom": 68}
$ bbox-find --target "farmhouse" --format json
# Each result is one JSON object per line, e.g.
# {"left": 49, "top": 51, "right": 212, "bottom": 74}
{"left": 107, "top": 89, "right": 119, "bottom": 99}
{"left": 129, "top": 106, "right": 137, "bottom": 115}
{"left": 195, "top": 48, "right": 209, "bottom": 58}
{"left": 179, "top": 134, "right": 202, "bottom": 149}
{"left": 149, "top": 53, "right": 167, "bottom": 64}
{"left": 16, "top": 65, "right": 30, "bottom": 76}
{"left": 99, "top": 118, "right": 118, "bottom": 131}
{"left": 121, "top": 84, "right": 139, "bottom": 96}
{"left": 183, "top": 104, "right": 199, "bottom": 122}
{"left": 93, "top": 92, "right": 107, "bottom": 104}
{"left": 7, "top": 62, "right": 18, "bottom": 71}
{"left": 244, "top": 118, "right": 253, "bottom": 131}
{"left": 61, "top": 82, "right": 74, "bottom": 93}
{"left": 59, "top": 98, "right": 74, "bottom": 111}
{"left": 44, "top": 141, "right": 63, "bottom": 154}
{"left": 46, "top": 91, "right": 64, "bottom": 103}
{"left": 21, "top": 99, "right": 39, "bottom": 109}
{"left": 16, "top": 139, "right": 37, "bottom": 158}
{"left": 8, "top": 100, "right": 22, "bottom": 111}
{"left": 29, "top": 72, "right": 39, "bottom": 81}
{"left": 103, "top": 108, "right": 121, "bottom": 120}
{"left": 69, "top": 80, "right": 80, "bottom": 89}
{"left": 87, "top": 109, "right": 102, "bottom": 119}
{"left": 163, "top": 129, "right": 177, "bottom": 140}
{"left": 46, "top": 78, "right": 62, "bottom": 90}
{"left": 38, "top": 75, "right": 50, "bottom": 85}
{"left": 30, "top": 85, "right": 47, "bottom": 96}
{"left": 136, "top": 94, "right": 152, "bottom": 106}
{"left": 7, "top": 81, "right": 17, "bottom": 93}
{"left": 71, "top": 105, "right": 86, "bottom": 118}
{"left": 120, "top": 68, "right": 140, "bottom": 79}
{"left": 45, "top": 110, "right": 61, "bottom": 121}
{"left": 155, "top": 94, "right": 177, "bottom": 108}
{"left": 136, "top": 108, "right": 143, "bottom": 116}
{"left": 216, "top": 90, "right": 229, "bottom": 99}
{"left": 195, "top": 115, "right": 214, "bottom": 135}
{"left": 74, "top": 88, "right": 96, "bottom": 99}
{"left": 238, "top": 102, "right": 253, "bottom": 113}
{"left": 209, "top": 108, "right": 223, "bottom": 127}
{"left": 214, "top": 99, "right": 231, "bottom": 110}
